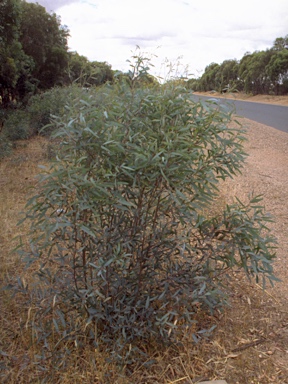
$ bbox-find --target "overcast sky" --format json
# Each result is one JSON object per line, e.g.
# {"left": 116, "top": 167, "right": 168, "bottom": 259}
{"left": 27, "top": 0, "right": 288, "bottom": 78}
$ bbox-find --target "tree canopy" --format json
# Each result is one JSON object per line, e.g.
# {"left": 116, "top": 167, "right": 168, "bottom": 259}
{"left": 0, "top": 0, "right": 117, "bottom": 108}
{"left": 19, "top": 1, "right": 69, "bottom": 90}
{"left": 190, "top": 35, "right": 288, "bottom": 95}
{"left": 0, "top": 0, "right": 24, "bottom": 106}
{"left": 66, "top": 52, "right": 114, "bottom": 87}
{"left": 0, "top": 0, "right": 70, "bottom": 106}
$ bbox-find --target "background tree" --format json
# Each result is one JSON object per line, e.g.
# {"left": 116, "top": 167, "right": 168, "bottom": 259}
{"left": 266, "top": 49, "right": 288, "bottom": 94}
{"left": 66, "top": 52, "right": 91, "bottom": 85}
{"left": 0, "top": 0, "right": 70, "bottom": 106}
{"left": 88, "top": 60, "right": 114, "bottom": 86}
{"left": 247, "top": 50, "right": 273, "bottom": 94}
{"left": 0, "top": 0, "right": 26, "bottom": 106}
{"left": 217, "top": 59, "right": 240, "bottom": 92}
{"left": 0, "top": 0, "right": 19, "bottom": 44}
{"left": 193, "top": 35, "right": 288, "bottom": 96}
{"left": 18, "top": 1, "right": 69, "bottom": 90}
{"left": 237, "top": 50, "right": 273, "bottom": 94}
{"left": 197, "top": 63, "right": 220, "bottom": 91}
{"left": 272, "top": 35, "right": 288, "bottom": 51}
{"left": 66, "top": 52, "right": 114, "bottom": 86}
{"left": 238, "top": 52, "right": 254, "bottom": 93}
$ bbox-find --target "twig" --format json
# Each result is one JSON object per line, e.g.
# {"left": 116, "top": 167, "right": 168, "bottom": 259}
{"left": 231, "top": 337, "right": 266, "bottom": 352}
{"left": 168, "top": 377, "right": 189, "bottom": 384}
{"left": 258, "top": 173, "right": 273, "bottom": 178}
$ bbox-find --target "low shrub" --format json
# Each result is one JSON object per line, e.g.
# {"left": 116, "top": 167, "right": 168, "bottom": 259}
{"left": 27, "top": 87, "right": 70, "bottom": 135}
{"left": 27, "top": 85, "right": 101, "bottom": 136}
{"left": 0, "top": 133, "right": 12, "bottom": 159}
{"left": 3, "top": 109, "right": 31, "bottom": 141}
{"left": 16, "top": 54, "right": 277, "bottom": 366}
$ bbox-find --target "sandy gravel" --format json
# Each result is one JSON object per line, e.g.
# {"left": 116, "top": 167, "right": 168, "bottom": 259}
{"left": 224, "top": 115, "right": 288, "bottom": 303}
{"left": 197, "top": 92, "right": 288, "bottom": 300}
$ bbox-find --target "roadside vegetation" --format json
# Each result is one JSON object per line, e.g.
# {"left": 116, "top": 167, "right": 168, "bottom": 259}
{"left": 1, "top": 51, "right": 283, "bottom": 383}
{"left": 0, "top": 1, "right": 287, "bottom": 382}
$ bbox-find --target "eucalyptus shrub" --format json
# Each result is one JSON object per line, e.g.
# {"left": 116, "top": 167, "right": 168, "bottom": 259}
{"left": 27, "top": 85, "right": 87, "bottom": 136}
{"left": 18, "top": 55, "right": 277, "bottom": 362}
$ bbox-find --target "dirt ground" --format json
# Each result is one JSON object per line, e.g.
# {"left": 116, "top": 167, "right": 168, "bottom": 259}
{"left": 194, "top": 92, "right": 288, "bottom": 382}
{"left": 224, "top": 100, "right": 288, "bottom": 382}
{"left": 226, "top": 117, "right": 288, "bottom": 300}
{"left": 195, "top": 92, "right": 288, "bottom": 303}
{"left": 201, "top": 92, "right": 288, "bottom": 301}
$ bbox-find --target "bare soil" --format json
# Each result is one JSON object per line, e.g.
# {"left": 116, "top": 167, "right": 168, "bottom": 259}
{"left": 225, "top": 118, "right": 288, "bottom": 300}
{"left": 220, "top": 108, "right": 288, "bottom": 382}
{"left": 195, "top": 91, "right": 288, "bottom": 303}
{"left": 179, "top": 92, "right": 288, "bottom": 382}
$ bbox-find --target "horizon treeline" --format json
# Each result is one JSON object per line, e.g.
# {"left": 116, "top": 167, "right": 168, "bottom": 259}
{"left": 1, "top": 0, "right": 287, "bottom": 110}
{"left": 187, "top": 36, "right": 288, "bottom": 95}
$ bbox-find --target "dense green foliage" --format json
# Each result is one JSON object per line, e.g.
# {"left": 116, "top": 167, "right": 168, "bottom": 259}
{"left": 0, "top": 0, "right": 69, "bottom": 106}
{"left": 0, "top": 0, "right": 23, "bottom": 106}
{"left": 188, "top": 35, "right": 288, "bottom": 95}
{"left": 66, "top": 52, "right": 114, "bottom": 87}
{"left": 0, "top": 0, "right": 115, "bottom": 110}
{"left": 15, "top": 56, "right": 277, "bottom": 365}
{"left": 0, "top": 85, "right": 77, "bottom": 146}
{"left": 19, "top": 1, "right": 69, "bottom": 91}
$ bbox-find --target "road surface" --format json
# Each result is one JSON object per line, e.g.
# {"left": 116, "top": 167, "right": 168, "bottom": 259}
{"left": 192, "top": 95, "right": 288, "bottom": 133}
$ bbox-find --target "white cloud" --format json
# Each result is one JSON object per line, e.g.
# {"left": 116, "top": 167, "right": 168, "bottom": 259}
{"left": 27, "top": 0, "right": 288, "bottom": 77}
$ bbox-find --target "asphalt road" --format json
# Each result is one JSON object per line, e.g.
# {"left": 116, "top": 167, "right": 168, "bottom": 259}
{"left": 192, "top": 95, "right": 288, "bottom": 133}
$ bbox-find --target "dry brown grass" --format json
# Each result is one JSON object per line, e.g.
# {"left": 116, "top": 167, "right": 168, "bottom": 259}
{"left": 1, "top": 137, "right": 288, "bottom": 384}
